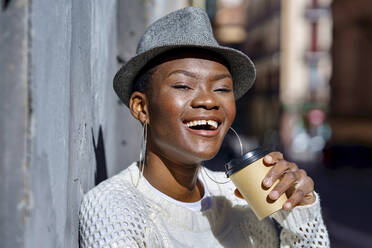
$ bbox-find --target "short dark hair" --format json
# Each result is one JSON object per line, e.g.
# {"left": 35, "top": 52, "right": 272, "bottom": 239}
{"left": 132, "top": 67, "right": 156, "bottom": 93}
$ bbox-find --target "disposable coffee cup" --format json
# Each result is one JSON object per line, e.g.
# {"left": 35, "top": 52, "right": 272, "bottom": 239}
{"left": 225, "top": 147, "right": 287, "bottom": 220}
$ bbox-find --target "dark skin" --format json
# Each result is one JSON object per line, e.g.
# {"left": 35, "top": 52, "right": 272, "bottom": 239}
{"left": 129, "top": 51, "right": 316, "bottom": 208}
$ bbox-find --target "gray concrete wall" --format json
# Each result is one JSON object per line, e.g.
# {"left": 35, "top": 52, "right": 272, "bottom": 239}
{"left": 1, "top": 0, "right": 150, "bottom": 247}
{"left": 0, "top": 0, "right": 29, "bottom": 247}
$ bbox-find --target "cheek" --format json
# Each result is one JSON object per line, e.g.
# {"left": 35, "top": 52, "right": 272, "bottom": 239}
{"left": 147, "top": 92, "right": 185, "bottom": 134}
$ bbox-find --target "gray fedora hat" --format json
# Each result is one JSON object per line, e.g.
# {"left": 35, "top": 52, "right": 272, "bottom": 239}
{"left": 114, "top": 7, "right": 256, "bottom": 107}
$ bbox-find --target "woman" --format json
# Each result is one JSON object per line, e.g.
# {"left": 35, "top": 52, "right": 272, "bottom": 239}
{"left": 80, "top": 7, "right": 329, "bottom": 248}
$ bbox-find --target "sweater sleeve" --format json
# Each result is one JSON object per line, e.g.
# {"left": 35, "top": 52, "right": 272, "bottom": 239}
{"left": 271, "top": 192, "right": 330, "bottom": 248}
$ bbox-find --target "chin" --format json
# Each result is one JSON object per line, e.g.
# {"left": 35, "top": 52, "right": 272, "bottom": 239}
{"left": 185, "top": 136, "right": 226, "bottom": 163}
{"left": 190, "top": 145, "right": 221, "bottom": 162}
{"left": 150, "top": 133, "right": 225, "bottom": 165}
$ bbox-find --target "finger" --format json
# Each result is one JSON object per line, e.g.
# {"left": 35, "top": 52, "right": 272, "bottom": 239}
{"left": 287, "top": 162, "right": 299, "bottom": 172}
{"left": 285, "top": 169, "right": 307, "bottom": 197}
{"left": 296, "top": 176, "right": 316, "bottom": 205}
{"left": 234, "top": 189, "right": 244, "bottom": 199}
{"left": 284, "top": 176, "right": 315, "bottom": 209}
{"left": 268, "top": 171, "right": 297, "bottom": 200}
{"left": 263, "top": 159, "right": 290, "bottom": 188}
{"left": 291, "top": 170, "right": 310, "bottom": 191}
{"left": 264, "top": 151, "right": 284, "bottom": 164}
{"left": 300, "top": 191, "right": 316, "bottom": 206}
{"left": 283, "top": 189, "right": 305, "bottom": 210}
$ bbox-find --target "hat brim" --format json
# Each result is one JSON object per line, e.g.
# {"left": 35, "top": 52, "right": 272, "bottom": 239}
{"left": 113, "top": 44, "right": 256, "bottom": 107}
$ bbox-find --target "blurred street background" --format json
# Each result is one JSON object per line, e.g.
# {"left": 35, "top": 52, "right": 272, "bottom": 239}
{"left": 1, "top": 0, "right": 371, "bottom": 247}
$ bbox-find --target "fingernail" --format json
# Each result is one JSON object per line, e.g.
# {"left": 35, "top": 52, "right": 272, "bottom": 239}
{"left": 270, "top": 191, "right": 279, "bottom": 200}
{"left": 264, "top": 178, "right": 272, "bottom": 187}
{"left": 284, "top": 202, "right": 292, "bottom": 210}
{"left": 265, "top": 155, "right": 272, "bottom": 163}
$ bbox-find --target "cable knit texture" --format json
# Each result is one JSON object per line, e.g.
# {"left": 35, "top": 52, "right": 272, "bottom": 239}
{"left": 79, "top": 162, "right": 330, "bottom": 248}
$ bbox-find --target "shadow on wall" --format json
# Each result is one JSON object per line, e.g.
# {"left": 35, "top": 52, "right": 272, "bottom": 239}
{"left": 92, "top": 126, "right": 108, "bottom": 186}
{"left": 2, "top": 0, "right": 11, "bottom": 10}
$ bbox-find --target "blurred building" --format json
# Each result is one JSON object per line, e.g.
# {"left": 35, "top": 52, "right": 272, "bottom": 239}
{"left": 280, "top": 0, "right": 333, "bottom": 161}
{"left": 213, "top": 0, "right": 249, "bottom": 44}
{"left": 148, "top": 0, "right": 189, "bottom": 23}
{"left": 238, "top": 0, "right": 283, "bottom": 151}
{"left": 329, "top": 0, "right": 372, "bottom": 147}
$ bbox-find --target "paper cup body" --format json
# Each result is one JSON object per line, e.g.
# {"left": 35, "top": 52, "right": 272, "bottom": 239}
{"left": 225, "top": 148, "right": 287, "bottom": 220}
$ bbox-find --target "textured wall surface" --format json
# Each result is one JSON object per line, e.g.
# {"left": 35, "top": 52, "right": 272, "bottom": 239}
{"left": 1, "top": 0, "right": 150, "bottom": 247}
{"left": 0, "top": 0, "right": 29, "bottom": 247}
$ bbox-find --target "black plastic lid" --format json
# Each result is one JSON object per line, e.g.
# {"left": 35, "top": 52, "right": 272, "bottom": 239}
{"left": 225, "top": 147, "right": 270, "bottom": 177}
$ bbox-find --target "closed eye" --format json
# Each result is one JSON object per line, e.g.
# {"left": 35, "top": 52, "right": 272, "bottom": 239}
{"left": 172, "top": 85, "right": 192, "bottom": 90}
{"left": 215, "top": 88, "right": 232, "bottom": 92}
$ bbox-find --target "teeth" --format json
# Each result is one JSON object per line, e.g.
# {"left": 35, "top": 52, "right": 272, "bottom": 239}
{"left": 207, "top": 120, "right": 218, "bottom": 129}
{"left": 185, "top": 120, "right": 218, "bottom": 129}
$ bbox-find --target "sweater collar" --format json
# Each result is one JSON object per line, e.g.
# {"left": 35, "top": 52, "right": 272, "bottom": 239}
{"left": 120, "top": 162, "right": 216, "bottom": 232}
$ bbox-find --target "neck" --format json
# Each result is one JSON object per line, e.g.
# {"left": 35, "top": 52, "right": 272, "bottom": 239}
{"left": 142, "top": 150, "right": 204, "bottom": 203}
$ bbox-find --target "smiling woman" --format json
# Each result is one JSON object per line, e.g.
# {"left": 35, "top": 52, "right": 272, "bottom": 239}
{"left": 79, "top": 7, "right": 329, "bottom": 248}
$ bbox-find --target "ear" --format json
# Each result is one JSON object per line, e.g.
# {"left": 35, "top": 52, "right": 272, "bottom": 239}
{"left": 129, "top": 91, "right": 149, "bottom": 125}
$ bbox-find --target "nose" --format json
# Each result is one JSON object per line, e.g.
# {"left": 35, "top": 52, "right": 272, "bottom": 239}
{"left": 190, "top": 90, "right": 219, "bottom": 110}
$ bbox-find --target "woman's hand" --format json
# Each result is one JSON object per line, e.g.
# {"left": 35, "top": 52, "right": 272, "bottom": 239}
{"left": 234, "top": 151, "right": 316, "bottom": 210}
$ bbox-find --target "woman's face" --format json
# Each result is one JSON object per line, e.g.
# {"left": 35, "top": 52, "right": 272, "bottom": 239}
{"left": 145, "top": 53, "right": 236, "bottom": 165}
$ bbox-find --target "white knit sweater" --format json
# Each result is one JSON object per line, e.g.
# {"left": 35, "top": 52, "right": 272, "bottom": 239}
{"left": 79, "top": 162, "right": 330, "bottom": 248}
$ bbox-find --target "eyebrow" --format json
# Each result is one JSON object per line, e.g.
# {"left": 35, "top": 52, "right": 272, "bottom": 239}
{"left": 167, "top": 70, "right": 197, "bottom": 79}
{"left": 167, "top": 70, "right": 232, "bottom": 81}
{"left": 212, "top": 74, "right": 232, "bottom": 81}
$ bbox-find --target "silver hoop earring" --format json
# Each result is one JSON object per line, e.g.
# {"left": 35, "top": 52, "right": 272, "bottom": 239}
{"left": 136, "top": 122, "right": 148, "bottom": 187}
{"left": 229, "top": 126, "right": 244, "bottom": 156}
{"left": 201, "top": 127, "right": 243, "bottom": 185}
{"left": 202, "top": 162, "right": 231, "bottom": 184}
